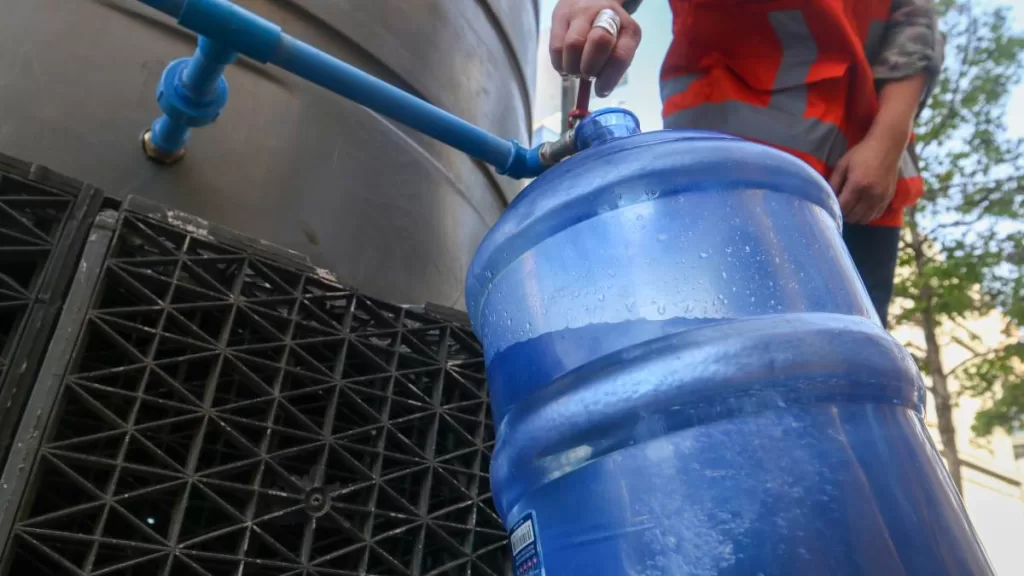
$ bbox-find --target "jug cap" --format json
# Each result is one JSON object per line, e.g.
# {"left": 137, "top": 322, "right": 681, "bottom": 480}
{"left": 574, "top": 108, "right": 641, "bottom": 151}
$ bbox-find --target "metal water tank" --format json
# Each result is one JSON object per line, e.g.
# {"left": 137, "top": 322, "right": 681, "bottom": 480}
{"left": 0, "top": 0, "right": 537, "bottom": 307}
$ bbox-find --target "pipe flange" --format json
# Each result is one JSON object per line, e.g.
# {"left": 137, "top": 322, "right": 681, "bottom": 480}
{"left": 156, "top": 58, "right": 231, "bottom": 129}
{"left": 141, "top": 129, "right": 186, "bottom": 165}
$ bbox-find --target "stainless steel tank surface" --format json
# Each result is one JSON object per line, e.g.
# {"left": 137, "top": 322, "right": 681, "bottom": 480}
{"left": 0, "top": 0, "right": 537, "bottom": 308}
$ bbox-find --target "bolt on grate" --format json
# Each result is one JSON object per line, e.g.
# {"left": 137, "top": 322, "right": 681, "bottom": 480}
{"left": 2, "top": 209, "right": 505, "bottom": 576}
{"left": 0, "top": 153, "right": 102, "bottom": 466}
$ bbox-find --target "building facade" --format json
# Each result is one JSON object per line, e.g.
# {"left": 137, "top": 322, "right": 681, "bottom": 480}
{"left": 894, "top": 314, "right": 1024, "bottom": 575}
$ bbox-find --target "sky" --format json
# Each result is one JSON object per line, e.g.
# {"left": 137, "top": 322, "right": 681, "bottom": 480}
{"left": 999, "top": 0, "right": 1024, "bottom": 137}
{"left": 536, "top": 0, "right": 1024, "bottom": 137}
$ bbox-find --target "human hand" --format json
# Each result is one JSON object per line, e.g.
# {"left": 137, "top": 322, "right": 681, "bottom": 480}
{"left": 828, "top": 134, "right": 904, "bottom": 224}
{"left": 550, "top": 0, "right": 642, "bottom": 97}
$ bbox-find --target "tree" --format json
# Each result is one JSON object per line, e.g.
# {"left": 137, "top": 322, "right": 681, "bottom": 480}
{"left": 893, "top": 0, "right": 1024, "bottom": 494}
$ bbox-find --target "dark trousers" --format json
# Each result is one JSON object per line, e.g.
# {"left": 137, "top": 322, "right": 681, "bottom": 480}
{"left": 842, "top": 224, "right": 901, "bottom": 329}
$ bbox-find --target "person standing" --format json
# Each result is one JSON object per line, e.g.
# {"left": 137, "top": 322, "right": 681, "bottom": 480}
{"left": 549, "top": 0, "right": 943, "bottom": 327}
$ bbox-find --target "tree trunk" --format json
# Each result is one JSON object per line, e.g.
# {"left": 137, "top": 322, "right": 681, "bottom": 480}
{"left": 908, "top": 208, "right": 964, "bottom": 495}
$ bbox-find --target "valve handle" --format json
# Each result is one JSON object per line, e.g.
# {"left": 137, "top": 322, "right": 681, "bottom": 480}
{"left": 568, "top": 78, "right": 593, "bottom": 130}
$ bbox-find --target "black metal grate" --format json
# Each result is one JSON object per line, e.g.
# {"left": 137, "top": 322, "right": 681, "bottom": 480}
{"left": 3, "top": 208, "right": 506, "bottom": 576}
{"left": 0, "top": 153, "right": 101, "bottom": 464}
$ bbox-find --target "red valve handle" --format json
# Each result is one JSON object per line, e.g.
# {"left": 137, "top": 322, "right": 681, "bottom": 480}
{"left": 568, "top": 78, "right": 593, "bottom": 129}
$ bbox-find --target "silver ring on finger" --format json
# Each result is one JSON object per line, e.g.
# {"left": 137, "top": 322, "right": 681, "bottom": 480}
{"left": 592, "top": 8, "right": 621, "bottom": 39}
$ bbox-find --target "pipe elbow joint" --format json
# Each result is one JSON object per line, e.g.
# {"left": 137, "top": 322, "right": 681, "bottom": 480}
{"left": 500, "top": 130, "right": 579, "bottom": 179}
{"left": 499, "top": 141, "right": 548, "bottom": 180}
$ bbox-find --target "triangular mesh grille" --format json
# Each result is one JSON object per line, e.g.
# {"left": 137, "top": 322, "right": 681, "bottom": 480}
{"left": 8, "top": 210, "right": 508, "bottom": 575}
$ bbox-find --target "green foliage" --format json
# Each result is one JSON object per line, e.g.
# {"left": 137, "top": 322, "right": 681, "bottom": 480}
{"left": 968, "top": 343, "right": 1024, "bottom": 435}
{"left": 900, "top": 0, "right": 1024, "bottom": 435}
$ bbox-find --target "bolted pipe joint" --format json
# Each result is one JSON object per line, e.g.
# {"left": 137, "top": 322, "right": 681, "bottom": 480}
{"left": 143, "top": 37, "right": 236, "bottom": 164}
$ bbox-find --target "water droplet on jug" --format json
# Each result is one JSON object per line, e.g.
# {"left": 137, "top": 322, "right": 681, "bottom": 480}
{"left": 721, "top": 271, "right": 728, "bottom": 279}
{"left": 636, "top": 214, "right": 644, "bottom": 222}
{"left": 656, "top": 233, "right": 667, "bottom": 242}
{"left": 597, "top": 294, "right": 605, "bottom": 302}
{"left": 699, "top": 252, "right": 708, "bottom": 259}
{"left": 657, "top": 304, "right": 666, "bottom": 315}
{"left": 625, "top": 300, "right": 635, "bottom": 312}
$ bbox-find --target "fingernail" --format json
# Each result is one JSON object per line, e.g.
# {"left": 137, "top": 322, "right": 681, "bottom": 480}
{"left": 596, "top": 90, "right": 611, "bottom": 98}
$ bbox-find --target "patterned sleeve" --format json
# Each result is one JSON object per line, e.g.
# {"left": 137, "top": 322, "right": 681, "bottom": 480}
{"left": 872, "top": 0, "right": 945, "bottom": 87}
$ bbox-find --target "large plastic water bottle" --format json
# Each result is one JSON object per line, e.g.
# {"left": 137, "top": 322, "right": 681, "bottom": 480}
{"left": 465, "top": 109, "right": 994, "bottom": 575}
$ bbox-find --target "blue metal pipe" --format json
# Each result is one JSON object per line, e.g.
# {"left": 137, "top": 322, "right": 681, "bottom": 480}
{"left": 136, "top": 0, "right": 549, "bottom": 178}
{"left": 182, "top": 38, "right": 235, "bottom": 98}
{"left": 151, "top": 116, "right": 189, "bottom": 150}
{"left": 147, "top": 36, "right": 236, "bottom": 159}
{"left": 270, "top": 36, "right": 523, "bottom": 175}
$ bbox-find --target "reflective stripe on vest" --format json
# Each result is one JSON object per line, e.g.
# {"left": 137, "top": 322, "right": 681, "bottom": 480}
{"left": 664, "top": 100, "right": 849, "bottom": 167}
{"left": 665, "top": 101, "right": 919, "bottom": 181}
{"left": 770, "top": 11, "right": 815, "bottom": 115}
{"left": 899, "top": 148, "right": 919, "bottom": 178}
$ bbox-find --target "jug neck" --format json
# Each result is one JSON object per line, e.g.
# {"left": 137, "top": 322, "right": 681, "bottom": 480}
{"left": 574, "top": 108, "right": 641, "bottom": 151}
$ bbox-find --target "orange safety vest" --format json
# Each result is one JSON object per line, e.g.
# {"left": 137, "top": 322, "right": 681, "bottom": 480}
{"left": 661, "top": 0, "right": 924, "bottom": 227}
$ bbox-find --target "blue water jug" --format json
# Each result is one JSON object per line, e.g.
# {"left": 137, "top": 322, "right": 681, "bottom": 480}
{"left": 465, "top": 110, "right": 994, "bottom": 575}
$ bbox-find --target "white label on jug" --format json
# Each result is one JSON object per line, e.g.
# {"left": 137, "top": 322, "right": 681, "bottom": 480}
{"left": 510, "top": 518, "right": 535, "bottom": 555}
{"left": 509, "top": 511, "right": 544, "bottom": 575}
